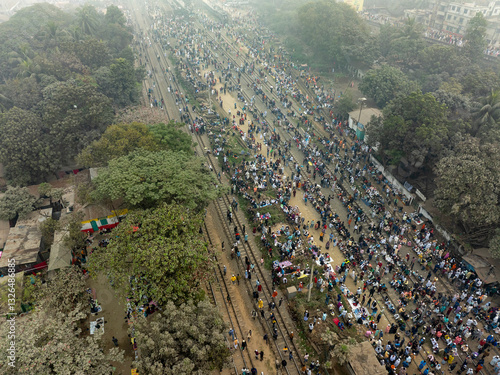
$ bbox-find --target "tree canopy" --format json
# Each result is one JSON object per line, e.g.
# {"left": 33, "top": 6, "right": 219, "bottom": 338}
{"left": 434, "top": 137, "right": 500, "bottom": 229}
{"left": 359, "top": 65, "right": 420, "bottom": 108}
{"left": 87, "top": 204, "right": 212, "bottom": 305}
{"left": 0, "top": 3, "right": 140, "bottom": 186}
{"left": 464, "top": 12, "right": 488, "bottom": 63}
{"left": 367, "top": 92, "right": 449, "bottom": 168}
{"left": 0, "top": 107, "right": 57, "bottom": 185}
{"left": 91, "top": 149, "right": 218, "bottom": 210}
{"left": 0, "top": 186, "right": 38, "bottom": 221}
{"left": 77, "top": 121, "right": 194, "bottom": 168}
{"left": 0, "top": 266, "right": 123, "bottom": 374}
{"left": 296, "top": 1, "right": 369, "bottom": 69}
{"left": 77, "top": 122, "right": 159, "bottom": 167}
{"left": 132, "top": 299, "right": 230, "bottom": 374}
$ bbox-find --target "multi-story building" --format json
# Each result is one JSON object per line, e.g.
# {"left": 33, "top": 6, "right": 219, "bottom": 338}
{"left": 404, "top": 1, "right": 500, "bottom": 48}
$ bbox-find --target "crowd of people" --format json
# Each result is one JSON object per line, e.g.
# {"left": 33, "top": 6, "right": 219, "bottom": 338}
{"left": 138, "top": 3, "right": 499, "bottom": 375}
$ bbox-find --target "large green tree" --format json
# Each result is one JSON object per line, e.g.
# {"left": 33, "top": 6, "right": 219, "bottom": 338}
{"left": 76, "top": 5, "right": 101, "bottom": 36}
{"left": 0, "top": 267, "right": 123, "bottom": 374}
{"left": 435, "top": 137, "right": 500, "bottom": 229}
{"left": 359, "top": 65, "right": 420, "bottom": 108}
{"left": 464, "top": 12, "right": 488, "bottom": 63}
{"left": 132, "top": 299, "right": 230, "bottom": 374}
{"left": 334, "top": 91, "right": 357, "bottom": 121}
{"left": 105, "top": 5, "right": 126, "bottom": 27}
{"left": 41, "top": 79, "right": 113, "bottom": 164}
{"left": 0, "top": 76, "right": 41, "bottom": 111}
{"left": 95, "top": 58, "right": 140, "bottom": 107}
{"left": 367, "top": 92, "right": 449, "bottom": 168}
{"left": 418, "top": 45, "right": 461, "bottom": 76}
{"left": 0, "top": 186, "right": 38, "bottom": 221}
{"left": 148, "top": 121, "right": 194, "bottom": 154}
{"left": 91, "top": 149, "right": 218, "bottom": 210}
{"left": 386, "top": 17, "right": 426, "bottom": 68}
{"left": 471, "top": 89, "right": 500, "bottom": 137}
{"left": 0, "top": 107, "right": 58, "bottom": 185}
{"left": 296, "top": 1, "right": 368, "bottom": 68}
{"left": 77, "top": 122, "right": 159, "bottom": 167}
{"left": 87, "top": 204, "right": 212, "bottom": 305}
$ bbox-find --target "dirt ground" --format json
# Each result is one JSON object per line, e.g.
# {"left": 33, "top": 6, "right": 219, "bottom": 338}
{"left": 87, "top": 273, "right": 134, "bottom": 375}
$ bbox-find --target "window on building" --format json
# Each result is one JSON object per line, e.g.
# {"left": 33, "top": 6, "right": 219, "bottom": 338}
{"left": 451, "top": 6, "right": 456, "bottom": 11}
{"left": 454, "top": 16, "right": 457, "bottom": 20}
{"left": 457, "top": 7, "right": 461, "bottom": 12}
{"left": 459, "top": 17, "right": 464, "bottom": 24}
{"left": 464, "top": 9, "right": 468, "bottom": 14}
{"left": 447, "top": 14, "right": 452, "bottom": 20}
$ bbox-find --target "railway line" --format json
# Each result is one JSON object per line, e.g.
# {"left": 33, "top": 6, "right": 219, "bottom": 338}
{"left": 130, "top": 2, "right": 306, "bottom": 374}
{"left": 128, "top": 2, "right": 496, "bottom": 375}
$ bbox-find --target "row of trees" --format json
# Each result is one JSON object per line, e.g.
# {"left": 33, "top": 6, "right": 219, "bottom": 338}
{"left": 0, "top": 4, "right": 143, "bottom": 185}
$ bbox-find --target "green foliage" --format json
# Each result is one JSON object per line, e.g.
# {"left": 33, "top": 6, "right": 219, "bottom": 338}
{"left": 132, "top": 299, "right": 230, "bottom": 374}
{"left": 37, "top": 266, "right": 87, "bottom": 314}
{"left": 334, "top": 91, "right": 357, "bottom": 121}
{"left": 78, "top": 122, "right": 159, "bottom": 167}
{"left": 87, "top": 204, "right": 212, "bottom": 305}
{"left": 71, "top": 38, "right": 112, "bottom": 70}
{"left": 322, "top": 328, "right": 355, "bottom": 366}
{"left": 464, "top": 12, "right": 488, "bottom": 63}
{"left": 39, "top": 217, "right": 61, "bottom": 247}
{"left": 385, "top": 18, "right": 426, "bottom": 68}
{"left": 460, "top": 67, "right": 500, "bottom": 98}
{"left": 95, "top": 58, "right": 140, "bottom": 106}
{"left": 368, "top": 92, "right": 449, "bottom": 169}
{"left": 62, "top": 212, "right": 86, "bottom": 252}
{"left": 471, "top": 89, "right": 500, "bottom": 137}
{"left": 148, "top": 121, "right": 194, "bottom": 154}
{"left": 435, "top": 137, "right": 500, "bottom": 229}
{"left": 105, "top": 5, "right": 126, "bottom": 27}
{"left": 359, "top": 65, "right": 420, "bottom": 108}
{"left": 488, "top": 229, "right": 500, "bottom": 259}
{"left": 296, "top": 1, "right": 369, "bottom": 68}
{"left": 91, "top": 149, "right": 219, "bottom": 210}
{"left": 0, "top": 76, "right": 41, "bottom": 111}
{"left": 0, "top": 186, "right": 38, "bottom": 221}
{"left": 418, "top": 45, "right": 461, "bottom": 76}
{"left": 41, "top": 79, "right": 114, "bottom": 164}
{"left": 38, "top": 182, "right": 52, "bottom": 198}
{"left": 76, "top": 4, "right": 102, "bottom": 36}
{"left": 0, "top": 305, "right": 123, "bottom": 374}
{"left": 0, "top": 107, "right": 58, "bottom": 185}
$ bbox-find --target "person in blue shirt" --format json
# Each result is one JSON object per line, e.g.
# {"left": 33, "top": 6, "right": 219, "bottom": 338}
{"left": 418, "top": 360, "right": 426, "bottom": 370}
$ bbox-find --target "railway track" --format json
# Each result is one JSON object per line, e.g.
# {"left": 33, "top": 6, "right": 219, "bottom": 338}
{"left": 125, "top": 3, "right": 500, "bottom": 375}
{"left": 131, "top": 2, "right": 304, "bottom": 374}
{"left": 204, "top": 221, "right": 255, "bottom": 374}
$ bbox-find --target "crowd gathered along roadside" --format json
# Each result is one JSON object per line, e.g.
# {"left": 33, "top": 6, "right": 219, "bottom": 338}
{"left": 132, "top": 2, "right": 500, "bottom": 375}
